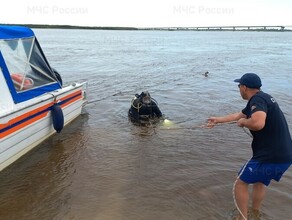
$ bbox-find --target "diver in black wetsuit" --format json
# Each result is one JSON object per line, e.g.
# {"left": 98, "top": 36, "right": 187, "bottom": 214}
{"left": 128, "top": 91, "right": 162, "bottom": 124}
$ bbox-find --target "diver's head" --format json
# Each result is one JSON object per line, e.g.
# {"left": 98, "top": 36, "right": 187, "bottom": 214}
{"left": 140, "top": 91, "right": 151, "bottom": 104}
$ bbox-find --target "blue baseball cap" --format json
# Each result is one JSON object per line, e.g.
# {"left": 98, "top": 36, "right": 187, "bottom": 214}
{"left": 234, "top": 73, "right": 262, "bottom": 89}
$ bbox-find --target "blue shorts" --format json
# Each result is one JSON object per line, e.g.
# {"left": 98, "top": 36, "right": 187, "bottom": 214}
{"left": 238, "top": 159, "right": 291, "bottom": 186}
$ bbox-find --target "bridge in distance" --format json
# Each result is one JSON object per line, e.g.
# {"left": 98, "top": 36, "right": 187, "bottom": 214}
{"left": 143, "top": 25, "right": 292, "bottom": 31}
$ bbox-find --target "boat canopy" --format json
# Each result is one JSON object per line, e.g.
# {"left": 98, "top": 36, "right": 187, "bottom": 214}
{"left": 0, "top": 26, "right": 34, "bottom": 40}
{"left": 0, "top": 26, "right": 61, "bottom": 103}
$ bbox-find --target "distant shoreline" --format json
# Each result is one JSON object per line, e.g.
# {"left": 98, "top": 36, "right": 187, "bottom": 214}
{"left": 1, "top": 24, "right": 139, "bottom": 31}
{"left": 1, "top": 24, "right": 292, "bottom": 32}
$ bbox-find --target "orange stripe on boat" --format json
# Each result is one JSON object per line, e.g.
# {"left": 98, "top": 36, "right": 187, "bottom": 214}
{"left": 61, "top": 94, "right": 82, "bottom": 108}
{"left": 0, "top": 90, "right": 83, "bottom": 139}
{"left": 59, "top": 90, "right": 82, "bottom": 103}
{"left": 0, "top": 112, "right": 49, "bottom": 139}
{"left": 0, "top": 103, "right": 52, "bottom": 130}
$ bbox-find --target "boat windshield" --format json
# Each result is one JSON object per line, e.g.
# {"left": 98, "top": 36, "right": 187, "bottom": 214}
{"left": 0, "top": 37, "right": 58, "bottom": 92}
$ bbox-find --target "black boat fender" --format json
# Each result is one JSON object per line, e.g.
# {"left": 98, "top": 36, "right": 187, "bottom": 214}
{"left": 51, "top": 103, "right": 64, "bottom": 133}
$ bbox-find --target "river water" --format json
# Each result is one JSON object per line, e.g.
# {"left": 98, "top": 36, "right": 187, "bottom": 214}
{"left": 0, "top": 29, "right": 292, "bottom": 220}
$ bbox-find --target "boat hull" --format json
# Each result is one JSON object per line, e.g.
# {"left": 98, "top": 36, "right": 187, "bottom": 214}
{"left": 0, "top": 83, "right": 86, "bottom": 171}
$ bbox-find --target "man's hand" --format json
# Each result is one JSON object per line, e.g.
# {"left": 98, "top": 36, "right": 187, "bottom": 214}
{"left": 237, "top": 118, "right": 245, "bottom": 127}
{"left": 237, "top": 111, "right": 266, "bottom": 131}
{"left": 206, "top": 117, "right": 218, "bottom": 128}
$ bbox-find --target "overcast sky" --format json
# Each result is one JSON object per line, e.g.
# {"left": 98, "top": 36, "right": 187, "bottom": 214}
{"left": 1, "top": 0, "right": 292, "bottom": 28}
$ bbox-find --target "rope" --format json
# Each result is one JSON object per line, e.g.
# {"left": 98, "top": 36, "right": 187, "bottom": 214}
{"left": 232, "top": 159, "right": 251, "bottom": 220}
{"left": 242, "top": 127, "right": 253, "bottom": 138}
{"left": 160, "top": 121, "right": 238, "bottom": 130}
{"left": 161, "top": 119, "right": 251, "bottom": 219}
{"left": 131, "top": 98, "right": 142, "bottom": 110}
{"left": 130, "top": 97, "right": 158, "bottom": 110}
{"left": 233, "top": 177, "right": 248, "bottom": 220}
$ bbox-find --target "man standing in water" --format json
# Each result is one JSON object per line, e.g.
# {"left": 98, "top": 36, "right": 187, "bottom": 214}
{"left": 207, "top": 73, "right": 292, "bottom": 220}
